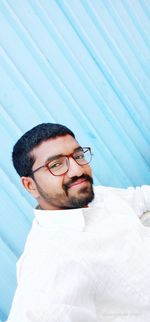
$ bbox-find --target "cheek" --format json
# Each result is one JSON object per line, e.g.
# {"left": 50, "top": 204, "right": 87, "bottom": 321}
{"left": 36, "top": 173, "right": 63, "bottom": 190}
{"left": 48, "top": 176, "right": 65, "bottom": 193}
{"left": 85, "top": 165, "right": 92, "bottom": 176}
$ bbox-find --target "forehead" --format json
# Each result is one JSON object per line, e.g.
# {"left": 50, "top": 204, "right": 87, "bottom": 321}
{"left": 31, "top": 134, "right": 80, "bottom": 164}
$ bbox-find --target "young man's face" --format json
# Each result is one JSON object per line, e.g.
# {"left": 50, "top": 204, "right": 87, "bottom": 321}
{"left": 27, "top": 135, "right": 94, "bottom": 210}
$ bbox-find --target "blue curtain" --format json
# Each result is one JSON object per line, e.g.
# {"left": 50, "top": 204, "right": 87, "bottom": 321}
{"left": 0, "top": 1, "right": 150, "bottom": 320}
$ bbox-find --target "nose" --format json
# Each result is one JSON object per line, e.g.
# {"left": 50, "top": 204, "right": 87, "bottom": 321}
{"left": 67, "top": 157, "right": 84, "bottom": 178}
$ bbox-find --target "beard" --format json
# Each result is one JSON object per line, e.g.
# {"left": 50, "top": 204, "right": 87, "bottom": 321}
{"left": 35, "top": 174, "right": 94, "bottom": 210}
{"left": 64, "top": 187, "right": 94, "bottom": 208}
{"left": 62, "top": 174, "right": 94, "bottom": 208}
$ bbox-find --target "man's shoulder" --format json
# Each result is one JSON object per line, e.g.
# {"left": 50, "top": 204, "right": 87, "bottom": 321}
{"left": 92, "top": 185, "right": 112, "bottom": 206}
{"left": 92, "top": 185, "right": 127, "bottom": 205}
{"left": 93, "top": 185, "right": 114, "bottom": 195}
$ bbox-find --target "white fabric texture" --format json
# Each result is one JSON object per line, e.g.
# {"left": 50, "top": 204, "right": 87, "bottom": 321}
{"left": 7, "top": 185, "right": 150, "bottom": 322}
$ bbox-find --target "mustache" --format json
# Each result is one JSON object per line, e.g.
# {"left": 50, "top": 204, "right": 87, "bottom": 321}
{"left": 63, "top": 174, "right": 93, "bottom": 192}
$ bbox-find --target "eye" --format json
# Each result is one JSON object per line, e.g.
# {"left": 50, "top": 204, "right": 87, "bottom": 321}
{"left": 74, "top": 152, "right": 84, "bottom": 160}
{"left": 48, "top": 160, "right": 64, "bottom": 170}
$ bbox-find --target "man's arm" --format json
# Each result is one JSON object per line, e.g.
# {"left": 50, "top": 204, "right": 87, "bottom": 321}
{"left": 96, "top": 185, "right": 150, "bottom": 218}
{"left": 6, "top": 257, "right": 97, "bottom": 322}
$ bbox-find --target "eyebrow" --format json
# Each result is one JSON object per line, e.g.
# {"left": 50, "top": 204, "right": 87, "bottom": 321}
{"left": 44, "top": 146, "right": 82, "bottom": 164}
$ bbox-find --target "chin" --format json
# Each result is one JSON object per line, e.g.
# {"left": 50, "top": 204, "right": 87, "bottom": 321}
{"left": 69, "top": 188, "right": 94, "bottom": 209}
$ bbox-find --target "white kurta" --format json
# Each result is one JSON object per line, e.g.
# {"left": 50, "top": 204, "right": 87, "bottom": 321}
{"left": 7, "top": 186, "right": 150, "bottom": 322}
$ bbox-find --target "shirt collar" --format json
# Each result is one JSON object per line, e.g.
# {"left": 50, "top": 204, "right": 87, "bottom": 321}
{"left": 33, "top": 186, "right": 103, "bottom": 231}
{"left": 34, "top": 208, "right": 85, "bottom": 231}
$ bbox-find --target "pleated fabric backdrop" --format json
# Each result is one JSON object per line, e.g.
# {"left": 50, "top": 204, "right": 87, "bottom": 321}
{"left": 0, "top": 0, "right": 150, "bottom": 320}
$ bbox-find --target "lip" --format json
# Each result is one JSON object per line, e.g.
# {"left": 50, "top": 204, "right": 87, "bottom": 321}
{"left": 68, "top": 179, "right": 88, "bottom": 189}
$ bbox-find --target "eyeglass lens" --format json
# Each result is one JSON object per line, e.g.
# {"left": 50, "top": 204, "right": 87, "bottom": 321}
{"left": 48, "top": 148, "right": 91, "bottom": 175}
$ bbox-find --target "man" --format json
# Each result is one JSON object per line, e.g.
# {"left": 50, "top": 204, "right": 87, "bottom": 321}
{"left": 7, "top": 123, "right": 150, "bottom": 321}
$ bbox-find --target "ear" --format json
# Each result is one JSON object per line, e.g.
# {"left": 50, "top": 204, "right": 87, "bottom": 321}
{"left": 21, "top": 176, "right": 39, "bottom": 198}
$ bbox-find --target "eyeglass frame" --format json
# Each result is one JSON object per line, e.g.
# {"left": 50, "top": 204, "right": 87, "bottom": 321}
{"left": 30, "top": 147, "right": 92, "bottom": 177}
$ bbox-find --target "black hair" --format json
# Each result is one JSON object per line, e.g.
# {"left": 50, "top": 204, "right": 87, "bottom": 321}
{"left": 12, "top": 123, "right": 75, "bottom": 177}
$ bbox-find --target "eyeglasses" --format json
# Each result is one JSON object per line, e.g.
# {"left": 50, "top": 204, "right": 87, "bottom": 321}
{"left": 31, "top": 147, "right": 92, "bottom": 176}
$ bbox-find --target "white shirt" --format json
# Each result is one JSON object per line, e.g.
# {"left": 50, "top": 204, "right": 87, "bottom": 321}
{"left": 7, "top": 185, "right": 150, "bottom": 322}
